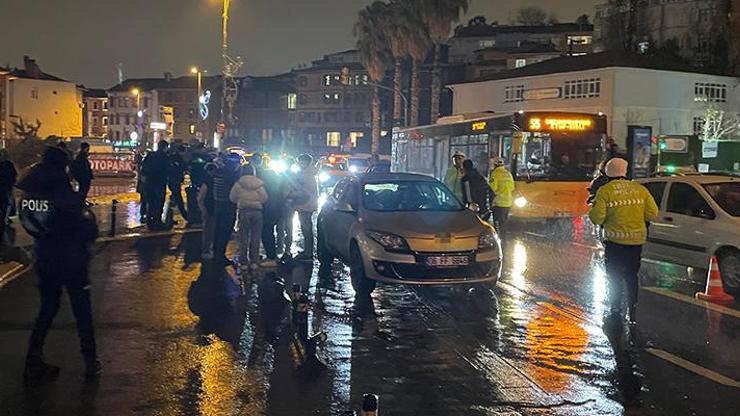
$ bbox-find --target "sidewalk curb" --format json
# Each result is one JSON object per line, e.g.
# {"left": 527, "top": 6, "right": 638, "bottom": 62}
{"left": 0, "top": 262, "right": 30, "bottom": 290}
{"left": 0, "top": 228, "right": 201, "bottom": 290}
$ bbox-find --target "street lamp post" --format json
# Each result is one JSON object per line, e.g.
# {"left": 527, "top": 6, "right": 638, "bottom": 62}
{"left": 191, "top": 66, "right": 202, "bottom": 138}
{"left": 367, "top": 81, "right": 408, "bottom": 127}
{"left": 130, "top": 88, "right": 142, "bottom": 147}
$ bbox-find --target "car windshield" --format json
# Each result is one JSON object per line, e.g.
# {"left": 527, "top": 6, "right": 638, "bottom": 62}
{"left": 703, "top": 182, "right": 740, "bottom": 216}
{"left": 363, "top": 181, "right": 463, "bottom": 212}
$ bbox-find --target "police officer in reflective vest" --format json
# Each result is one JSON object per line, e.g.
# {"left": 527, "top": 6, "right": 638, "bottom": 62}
{"left": 588, "top": 158, "right": 658, "bottom": 323}
{"left": 18, "top": 146, "right": 100, "bottom": 381}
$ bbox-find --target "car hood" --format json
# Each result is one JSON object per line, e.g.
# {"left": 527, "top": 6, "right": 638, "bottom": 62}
{"left": 361, "top": 210, "right": 484, "bottom": 239}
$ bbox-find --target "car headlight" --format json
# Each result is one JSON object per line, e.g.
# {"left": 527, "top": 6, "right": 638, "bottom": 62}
{"left": 366, "top": 231, "right": 409, "bottom": 251}
{"left": 478, "top": 228, "right": 500, "bottom": 250}
{"left": 514, "top": 196, "right": 528, "bottom": 208}
{"left": 349, "top": 165, "right": 359, "bottom": 173}
{"left": 290, "top": 164, "right": 300, "bottom": 173}
{"left": 269, "top": 159, "right": 287, "bottom": 173}
{"left": 319, "top": 172, "right": 331, "bottom": 183}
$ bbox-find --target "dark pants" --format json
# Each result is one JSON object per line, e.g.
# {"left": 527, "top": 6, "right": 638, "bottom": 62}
{"left": 186, "top": 186, "right": 201, "bottom": 225}
{"left": 168, "top": 181, "right": 187, "bottom": 221}
{"left": 78, "top": 180, "right": 91, "bottom": 201}
{"left": 213, "top": 201, "right": 236, "bottom": 262}
{"left": 492, "top": 207, "right": 510, "bottom": 239}
{"left": 298, "top": 211, "right": 314, "bottom": 257}
{"left": 604, "top": 241, "right": 642, "bottom": 321}
{"left": 27, "top": 271, "right": 96, "bottom": 362}
{"left": 146, "top": 184, "right": 167, "bottom": 228}
{"left": 261, "top": 205, "right": 283, "bottom": 260}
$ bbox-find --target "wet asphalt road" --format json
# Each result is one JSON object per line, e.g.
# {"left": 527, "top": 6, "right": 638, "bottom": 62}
{"left": 0, "top": 219, "right": 738, "bottom": 416}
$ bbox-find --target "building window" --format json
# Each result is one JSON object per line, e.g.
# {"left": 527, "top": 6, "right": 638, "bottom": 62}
{"left": 143, "top": 97, "right": 150, "bottom": 108}
{"left": 514, "top": 59, "right": 526, "bottom": 68}
{"left": 115, "top": 114, "right": 120, "bottom": 125}
{"left": 125, "top": 115, "right": 130, "bottom": 125}
{"left": 355, "top": 112, "right": 365, "bottom": 123}
{"left": 298, "top": 94, "right": 308, "bottom": 105}
{"left": 115, "top": 131, "right": 120, "bottom": 140}
{"left": 326, "top": 131, "right": 341, "bottom": 147}
{"left": 479, "top": 40, "right": 495, "bottom": 48}
{"left": 349, "top": 132, "right": 364, "bottom": 147}
{"left": 323, "top": 93, "right": 341, "bottom": 104}
{"left": 109, "top": 99, "right": 114, "bottom": 109}
{"left": 93, "top": 102, "right": 99, "bottom": 110}
{"left": 262, "top": 128, "right": 273, "bottom": 143}
{"left": 298, "top": 76, "right": 308, "bottom": 87}
{"left": 567, "top": 35, "right": 592, "bottom": 45}
{"left": 31, "top": 89, "right": 39, "bottom": 99}
{"left": 102, "top": 117, "right": 108, "bottom": 126}
{"left": 93, "top": 117, "right": 99, "bottom": 127}
{"left": 693, "top": 116, "right": 705, "bottom": 135}
{"left": 694, "top": 82, "right": 727, "bottom": 103}
{"left": 504, "top": 85, "right": 524, "bottom": 103}
{"left": 324, "top": 75, "right": 332, "bottom": 86}
{"left": 188, "top": 108, "right": 195, "bottom": 118}
{"left": 563, "top": 78, "right": 601, "bottom": 99}
{"left": 287, "top": 93, "right": 297, "bottom": 110}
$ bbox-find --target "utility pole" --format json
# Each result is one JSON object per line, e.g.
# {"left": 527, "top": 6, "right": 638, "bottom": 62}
{"left": 219, "top": 0, "right": 243, "bottom": 149}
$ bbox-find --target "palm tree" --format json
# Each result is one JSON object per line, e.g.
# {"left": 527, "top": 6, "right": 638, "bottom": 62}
{"left": 355, "top": 1, "right": 393, "bottom": 155}
{"left": 397, "top": 0, "right": 433, "bottom": 127}
{"left": 384, "top": 2, "right": 410, "bottom": 127}
{"left": 419, "top": 0, "right": 469, "bottom": 123}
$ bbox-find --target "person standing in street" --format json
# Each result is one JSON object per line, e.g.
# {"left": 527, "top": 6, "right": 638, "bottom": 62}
{"left": 488, "top": 157, "right": 515, "bottom": 239}
{"left": 71, "top": 142, "right": 94, "bottom": 201}
{"left": 287, "top": 154, "right": 318, "bottom": 261}
{"left": 460, "top": 159, "right": 491, "bottom": 220}
{"left": 444, "top": 151, "right": 465, "bottom": 200}
{"left": 167, "top": 144, "right": 188, "bottom": 223}
{"left": 134, "top": 146, "right": 148, "bottom": 222}
{"left": 588, "top": 158, "right": 658, "bottom": 324}
{"left": 17, "top": 146, "right": 100, "bottom": 381}
{"left": 254, "top": 155, "right": 284, "bottom": 267}
{"left": 185, "top": 142, "right": 210, "bottom": 227}
{"left": 199, "top": 152, "right": 240, "bottom": 264}
{"left": 230, "top": 164, "right": 267, "bottom": 272}
{"left": 0, "top": 149, "right": 17, "bottom": 239}
{"left": 141, "top": 141, "right": 170, "bottom": 230}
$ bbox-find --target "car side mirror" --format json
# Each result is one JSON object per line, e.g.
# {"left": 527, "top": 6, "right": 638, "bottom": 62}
{"left": 467, "top": 202, "right": 479, "bottom": 212}
{"left": 333, "top": 201, "right": 356, "bottom": 213}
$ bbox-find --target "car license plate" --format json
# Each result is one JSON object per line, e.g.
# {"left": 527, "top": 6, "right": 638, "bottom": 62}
{"left": 424, "top": 256, "right": 469, "bottom": 267}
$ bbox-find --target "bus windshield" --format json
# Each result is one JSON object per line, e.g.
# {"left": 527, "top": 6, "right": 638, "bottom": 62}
{"left": 517, "top": 133, "right": 600, "bottom": 182}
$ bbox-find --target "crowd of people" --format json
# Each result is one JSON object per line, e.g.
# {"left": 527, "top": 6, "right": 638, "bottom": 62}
{"left": 134, "top": 142, "right": 321, "bottom": 271}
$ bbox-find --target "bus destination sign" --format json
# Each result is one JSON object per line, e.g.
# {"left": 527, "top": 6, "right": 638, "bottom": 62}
{"left": 528, "top": 117, "right": 593, "bottom": 132}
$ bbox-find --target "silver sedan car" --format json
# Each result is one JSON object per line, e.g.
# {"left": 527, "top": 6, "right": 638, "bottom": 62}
{"left": 317, "top": 173, "right": 502, "bottom": 295}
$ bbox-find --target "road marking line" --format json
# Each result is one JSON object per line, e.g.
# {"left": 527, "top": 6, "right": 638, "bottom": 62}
{"left": 642, "top": 287, "right": 740, "bottom": 319}
{"left": 646, "top": 348, "right": 740, "bottom": 388}
{"left": 0, "top": 262, "right": 29, "bottom": 290}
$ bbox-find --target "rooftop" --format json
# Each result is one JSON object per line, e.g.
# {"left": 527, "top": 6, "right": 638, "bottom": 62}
{"left": 460, "top": 51, "right": 735, "bottom": 83}
{"left": 453, "top": 22, "right": 593, "bottom": 38}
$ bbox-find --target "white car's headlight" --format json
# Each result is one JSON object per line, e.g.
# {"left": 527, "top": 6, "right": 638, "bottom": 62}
{"left": 514, "top": 196, "right": 528, "bottom": 208}
{"left": 349, "top": 165, "right": 359, "bottom": 173}
{"left": 319, "top": 172, "right": 331, "bottom": 183}
{"left": 366, "top": 231, "right": 409, "bottom": 251}
{"left": 478, "top": 228, "right": 500, "bottom": 250}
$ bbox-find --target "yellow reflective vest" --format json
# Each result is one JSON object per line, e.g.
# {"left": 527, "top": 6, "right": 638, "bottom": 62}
{"left": 588, "top": 178, "right": 659, "bottom": 245}
{"left": 488, "top": 166, "right": 515, "bottom": 208}
{"left": 444, "top": 167, "right": 464, "bottom": 200}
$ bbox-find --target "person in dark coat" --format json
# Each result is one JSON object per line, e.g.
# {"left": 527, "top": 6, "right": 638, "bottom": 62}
{"left": 141, "top": 141, "right": 170, "bottom": 230}
{"left": 167, "top": 144, "right": 188, "bottom": 222}
{"left": 254, "top": 155, "right": 285, "bottom": 267}
{"left": 198, "top": 152, "right": 240, "bottom": 264}
{"left": 185, "top": 142, "right": 210, "bottom": 226}
{"left": 17, "top": 146, "right": 100, "bottom": 381}
{"left": 0, "top": 149, "right": 17, "bottom": 238}
{"left": 71, "top": 142, "right": 94, "bottom": 200}
{"left": 460, "top": 159, "right": 492, "bottom": 220}
{"left": 588, "top": 161, "right": 611, "bottom": 206}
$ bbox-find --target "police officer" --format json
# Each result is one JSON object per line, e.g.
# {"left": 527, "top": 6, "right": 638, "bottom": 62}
{"left": 17, "top": 146, "right": 100, "bottom": 380}
{"left": 488, "top": 157, "right": 515, "bottom": 239}
{"left": 444, "top": 151, "right": 465, "bottom": 200}
{"left": 588, "top": 158, "right": 658, "bottom": 324}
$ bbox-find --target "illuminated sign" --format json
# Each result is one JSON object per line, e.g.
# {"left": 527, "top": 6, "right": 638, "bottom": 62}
{"left": 199, "top": 90, "right": 211, "bottom": 120}
{"left": 528, "top": 117, "right": 593, "bottom": 131}
{"left": 523, "top": 88, "right": 561, "bottom": 100}
{"left": 471, "top": 121, "right": 487, "bottom": 131}
{"left": 150, "top": 121, "right": 167, "bottom": 130}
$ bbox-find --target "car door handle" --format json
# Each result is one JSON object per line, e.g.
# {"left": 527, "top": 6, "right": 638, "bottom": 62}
{"left": 664, "top": 216, "right": 673, "bottom": 222}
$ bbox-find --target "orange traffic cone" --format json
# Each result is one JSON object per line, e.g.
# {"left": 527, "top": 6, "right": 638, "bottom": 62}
{"left": 696, "top": 256, "right": 735, "bottom": 304}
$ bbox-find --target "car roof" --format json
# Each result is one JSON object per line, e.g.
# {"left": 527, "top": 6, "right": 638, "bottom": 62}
{"left": 639, "top": 174, "right": 739, "bottom": 185}
{"left": 359, "top": 172, "right": 438, "bottom": 183}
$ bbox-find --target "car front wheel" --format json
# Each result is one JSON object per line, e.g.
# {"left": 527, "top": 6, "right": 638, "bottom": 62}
{"left": 350, "top": 244, "right": 375, "bottom": 296}
{"left": 718, "top": 249, "right": 740, "bottom": 297}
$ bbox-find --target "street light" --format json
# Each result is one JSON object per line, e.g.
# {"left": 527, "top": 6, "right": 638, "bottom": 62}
{"left": 367, "top": 81, "right": 408, "bottom": 127}
{"left": 191, "top": 66, "right": 203, "bottom": 137}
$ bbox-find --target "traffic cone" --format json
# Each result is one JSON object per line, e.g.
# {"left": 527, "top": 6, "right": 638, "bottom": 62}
{"left": 696, "top": 256, "right": 735, "bottom": 304}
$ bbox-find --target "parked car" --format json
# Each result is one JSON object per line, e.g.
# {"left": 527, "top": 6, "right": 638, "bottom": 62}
{"left": 639, "top": 174, "right": 740, "bottom": 295}
{"left": 317, "top": 172, "right": 502, "bottom": 295}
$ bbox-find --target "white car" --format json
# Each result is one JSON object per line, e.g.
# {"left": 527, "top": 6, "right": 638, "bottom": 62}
{"left": 638, "top": 174, "right": 740, "bottom": 295}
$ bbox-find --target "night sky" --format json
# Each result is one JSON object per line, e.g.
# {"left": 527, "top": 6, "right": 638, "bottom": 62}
{"left": 0, "top": 0, "right": 593, "bottom": 88}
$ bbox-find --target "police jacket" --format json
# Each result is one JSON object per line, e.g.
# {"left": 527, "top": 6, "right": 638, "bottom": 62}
{"left": 17, "top": 148, "right": 98, "bottom": 272}
{"left": 588, "top": 178, "right": 659, "bottom": 245}
{"left": 141, "top": 149, "right": 170, "bottom": 188}
{"left": 488, "top": 166, "right": 515, "bottom": 208}
{"left": 444, "top": 167, "right": 464, "bottom": 200}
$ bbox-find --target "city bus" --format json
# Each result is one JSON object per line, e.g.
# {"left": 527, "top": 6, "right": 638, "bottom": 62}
{"left": 391, "top": 111, "right": 608, "bottom": 219}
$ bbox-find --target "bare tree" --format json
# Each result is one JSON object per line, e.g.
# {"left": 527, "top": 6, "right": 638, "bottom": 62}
{"left": 11, "top": 118, "right": 42, "bottom": 141}
{"left": 700, "top": 105, "right": 740, "bottom": 141}
{"left": 515, "top": 7, "right": 548, "bottom": 26}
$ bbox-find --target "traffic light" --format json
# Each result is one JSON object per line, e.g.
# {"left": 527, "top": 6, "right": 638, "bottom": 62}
{"left": 665, "top": 165, "right": 676, "bottom": 173}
